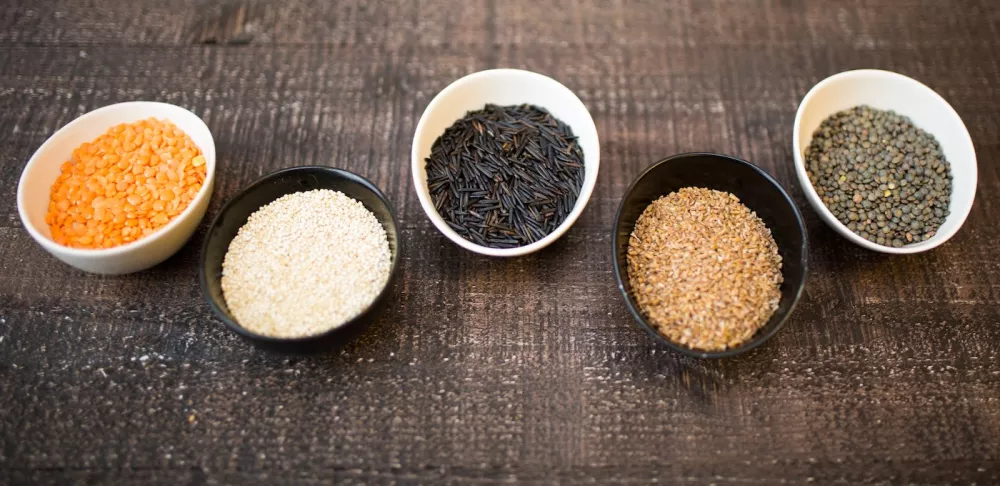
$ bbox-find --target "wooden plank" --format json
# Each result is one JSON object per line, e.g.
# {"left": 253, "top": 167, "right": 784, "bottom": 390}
{"left": 1, "top": 0, "right": 999, "bottom": 484}
{"left": 0, "top": 0, "right": 996, "bottom": 50}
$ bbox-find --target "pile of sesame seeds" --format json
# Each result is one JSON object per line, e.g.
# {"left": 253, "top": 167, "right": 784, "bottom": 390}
{"left": 627, "top": 187, "right": 783, "bottom": 351}
{"left": 221, "top": 189, "right": 391, "bottom": 338}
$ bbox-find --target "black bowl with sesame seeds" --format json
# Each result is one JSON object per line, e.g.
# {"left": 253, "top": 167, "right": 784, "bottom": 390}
{"left": 612, "top": 153, "right": 808, "bottom": 359}
{"left": 199, "top": 166, "right": 402, "bottom": 353}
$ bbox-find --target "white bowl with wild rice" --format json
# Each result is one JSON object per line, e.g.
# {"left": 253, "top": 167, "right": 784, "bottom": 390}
{"left": 411, "top": 69, "right": 600, "bottom": 257}
{"left": 793, "top": 69, "right": 977, "bottom": 254}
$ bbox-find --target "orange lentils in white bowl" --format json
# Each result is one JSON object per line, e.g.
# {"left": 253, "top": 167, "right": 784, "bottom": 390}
{"left": 45, "top": 118, "right": 208, "bottom": 249}
{"left": 18, "top": 101, "right": 216, "bottom": 274}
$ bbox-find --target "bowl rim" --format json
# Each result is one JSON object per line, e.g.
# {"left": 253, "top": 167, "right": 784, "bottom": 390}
{"left": 611, "top": 152, "right": 809, "bottom": 359}
{"left": 410, "top": 68, "right": 600, "bottom": 257}
{"left": 792, "top": 68, "right": 978, "bottom": 254}
{"left": 198, "top": 165, "right": 403, "bottom": 344}
{"left": 16, "top": 100, "right": 217, "bottom": 257}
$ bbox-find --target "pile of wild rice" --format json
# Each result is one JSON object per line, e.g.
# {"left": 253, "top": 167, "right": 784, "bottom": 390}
{"left": 221, "top": 189, "right": 391, "bottom": 338}
{"left": 627, "top": 188, "right": 783, "bottom": 351}
{"left": 425, "top": 104, "right": 585, "bottom": 248}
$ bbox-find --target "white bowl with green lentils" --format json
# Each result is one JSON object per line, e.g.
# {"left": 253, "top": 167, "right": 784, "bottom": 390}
{"left": 793, "top": 69, "right": 977, "bottom": 254}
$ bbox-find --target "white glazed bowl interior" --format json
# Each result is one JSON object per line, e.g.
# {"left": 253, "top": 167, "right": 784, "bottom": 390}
{"left": 793, "top": 69, "right": 977, "bottom": 254}
{"left": 17, "top": 101, "right": 217, "bottom": 274}
{"left": 411, "top": 69, "right": 600, "bottom": 257}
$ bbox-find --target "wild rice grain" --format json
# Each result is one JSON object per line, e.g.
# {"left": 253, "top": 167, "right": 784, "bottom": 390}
{"left": 627, "top": 188, "right": 783, "bottom": 351}
{"left": 221, "top": 189, "right": 391, "bottom": 338}
{"left": 425, "top": 104, "right": 585, "bottom": 249}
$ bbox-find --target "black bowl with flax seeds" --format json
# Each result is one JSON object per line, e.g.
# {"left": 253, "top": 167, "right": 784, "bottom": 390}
{"left": 424, "top": 104, "right": 585, "bottom": 249}
{"left": 612, "top": 153, "right": 808, "bottom": 359}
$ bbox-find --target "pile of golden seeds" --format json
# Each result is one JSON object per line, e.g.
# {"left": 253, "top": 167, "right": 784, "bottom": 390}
{"left": 626, "top": 187, "right": 783, "bottom": 351}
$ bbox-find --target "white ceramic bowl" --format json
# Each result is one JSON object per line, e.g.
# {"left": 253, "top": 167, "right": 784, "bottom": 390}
{"left": 793, "top": 69, "right": 977, "bottom": 254}
{"left": 17, "top": 101, "right": 216, "bottom": 274}
{"left": 411, "top": 69, "right": 600, "bottom": 257}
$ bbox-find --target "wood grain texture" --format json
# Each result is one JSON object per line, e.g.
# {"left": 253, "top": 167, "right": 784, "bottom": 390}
{"left": 1, "top": 0, "right": 1000, "bottom": 484}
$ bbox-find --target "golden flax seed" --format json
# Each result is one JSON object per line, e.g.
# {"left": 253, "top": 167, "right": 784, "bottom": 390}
{"left": 627, "top": 187, "right": 783, "bottom": 351}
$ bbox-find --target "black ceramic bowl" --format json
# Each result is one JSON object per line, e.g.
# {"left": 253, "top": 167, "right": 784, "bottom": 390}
{"left": 199, "top": 166, "right": 402, "bottom": 353}
{"left": 612, "top": 153, "right": 808, "bottom": 359}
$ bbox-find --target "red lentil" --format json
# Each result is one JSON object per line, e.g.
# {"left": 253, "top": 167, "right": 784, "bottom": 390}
{"left": 45, "top": 118, "right": 207, "bottom": 249}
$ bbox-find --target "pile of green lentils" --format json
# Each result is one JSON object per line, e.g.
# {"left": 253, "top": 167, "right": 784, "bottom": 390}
{"left": 804, "top": 105, "right": 952, "bottom": 247}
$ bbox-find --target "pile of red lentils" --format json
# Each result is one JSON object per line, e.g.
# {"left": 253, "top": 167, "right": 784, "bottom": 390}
{"left": 45, "top": 118, "right": 207, "bottom": 249}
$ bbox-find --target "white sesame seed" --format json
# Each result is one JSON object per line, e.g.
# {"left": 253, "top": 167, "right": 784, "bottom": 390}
{"left": 221, "top": 189, "right": 391, "bottom": 338}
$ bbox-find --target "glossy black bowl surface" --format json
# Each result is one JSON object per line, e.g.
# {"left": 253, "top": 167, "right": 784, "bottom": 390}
{"left": 199, "top": 166, "right": 401, "bottom": 353}
{"left": 612, "top": 153, "right": 808, "bottom": 359}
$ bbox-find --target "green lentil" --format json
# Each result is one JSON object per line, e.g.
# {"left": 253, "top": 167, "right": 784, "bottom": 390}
{"left": 804, "top": 105, "right": 952, "bottom": 246}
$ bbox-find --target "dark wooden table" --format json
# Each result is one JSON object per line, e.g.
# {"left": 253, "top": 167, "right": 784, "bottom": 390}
{"left": 2, "top": 1, "right": 999, "bottom": 484}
